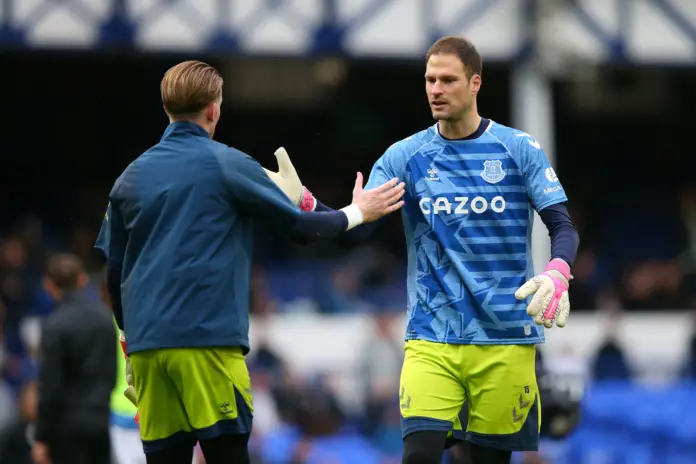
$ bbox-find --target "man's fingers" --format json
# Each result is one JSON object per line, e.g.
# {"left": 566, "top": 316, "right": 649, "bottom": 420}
{"left": 371, "top": 177, "right": 399, "bottom": 193}
{"left": 534, "top": 312, "right": 546, "bottom": 326}
{"left": 514, "top": 279, "right": 539, "bottom": 301}
{"left": 385, "top": 201, "right": 405, "bottom": 214}
{"left": 555, "top": 293, "right": 570, "bottom": 328}
{"left": 382, "top": 182, "right": 406, "bottom": 204}
{"left": 273, "top": 147, "right": 299, "bottom": 177}
{"left": 353, "top": 172, "right": 364, "bottom": 193}
{"left": 529, "top": 284, "right": 553, "bottom": 318}
{"left": 543, "top": 315, "right": 555, "bottom": 328}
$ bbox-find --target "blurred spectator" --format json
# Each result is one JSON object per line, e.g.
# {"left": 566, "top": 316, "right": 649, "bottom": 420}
{"left": 318, "top": 264, "right": 374, "bottom": 314}
{"left": 0, "top": 236, "right": 32, "bottom": 395}
{"left": 260, "top": 380, "right": 382, "bottom": 464}
{"left": 359, "top": 311, "right": 402, "bottom": 436}
{"left": 567, "top": 250, "right": 600, "bottom": 310}
{"left": 33, "top": 253, "right": 116, "bottom": 464}
{"left": 15, "top": 216, "right": 46, "bottom": 281}
{"left": 69, "top": 224, "right": 100, "bottom": 273}
{"left": 679, "top": 311, "right": 696, "bottom": 380}
{"left": 250, "top": 266, "right": 280, "bottom": 316}
{"left": 589, "top": 312, "right": 633, "bottom": 381}
{"left": 678, "top": 185, "right": 696, "bottom": 276}
{"left": 0, "top": 380, "right": 37, "bottom": 464}
{"left": 537, "top": 349, "right": 583, "bottom": 441}
{"left": 247, "top": 339, "right": 286, "bottom": 438}
{"left": 680, "top": 332, "right": 696, "bottom": 380}
{"left": 621, "top": 260, "right": 690, "bottom": 310}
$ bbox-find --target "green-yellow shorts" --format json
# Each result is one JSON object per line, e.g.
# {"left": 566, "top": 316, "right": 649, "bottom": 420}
{"left": 400, "top": 340, "right": 541, "bottom": 451}
{"left": 129, "top": 346, "right": 253, "bottom": 453}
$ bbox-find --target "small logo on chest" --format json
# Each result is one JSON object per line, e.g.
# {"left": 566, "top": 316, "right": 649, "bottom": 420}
{"left": 481, "top": 160, "right": 506, "bottom": 184}
{"left": 426, "top": 168, "right": 439, "bottom": 181}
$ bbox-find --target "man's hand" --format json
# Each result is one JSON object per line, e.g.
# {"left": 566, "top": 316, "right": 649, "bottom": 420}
{"left": 350, "top": 173, "right": 405, "bottom": 223}
{"left": 32, "top": 441, "right": 51, "bottom": 464}
{"left": 515, "top": 258, "right": 571, "bottom": 328}
{"left": 264, "top": 147, "right": 316, "bottom": 211}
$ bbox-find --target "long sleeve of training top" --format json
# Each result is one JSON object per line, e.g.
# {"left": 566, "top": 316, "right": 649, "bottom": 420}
{"left": 538, "top": 203, "right": 579, "bottom": 266}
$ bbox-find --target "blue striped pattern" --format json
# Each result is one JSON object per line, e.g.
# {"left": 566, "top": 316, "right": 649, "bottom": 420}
{"left": 401, "top": 125, "right": 543, "bottom": 345}
{"left": 367, "top": 122, "right": 567, "bottom": 345}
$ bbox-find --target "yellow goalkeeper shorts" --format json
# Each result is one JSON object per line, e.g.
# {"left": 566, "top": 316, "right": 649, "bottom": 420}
{"left": 399, "top": 340, "right": 541, "bottom": 451}
{"left": 129, "top": 346, "right": 253, "bottom": 453}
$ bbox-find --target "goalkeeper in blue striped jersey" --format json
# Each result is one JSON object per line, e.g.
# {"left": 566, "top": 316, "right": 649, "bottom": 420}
{"left": 291, "top": 36, "right": 580, "bottom": 464}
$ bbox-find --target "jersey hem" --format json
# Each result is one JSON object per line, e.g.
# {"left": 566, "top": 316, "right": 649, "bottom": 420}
{"left": 126, "top": 338, "right": 250, "bottom": 355}
{"left": 404, "top": 334, "right": 544, "bottom": 345}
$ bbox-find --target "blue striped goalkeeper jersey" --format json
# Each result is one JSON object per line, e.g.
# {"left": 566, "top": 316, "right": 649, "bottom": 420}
{"left": 365, "top": 119, "right": 567, "bottom": 345}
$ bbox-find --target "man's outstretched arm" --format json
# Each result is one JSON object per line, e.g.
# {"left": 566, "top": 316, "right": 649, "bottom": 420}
{"left": 218, "top": 149, "right": 404, "bottom": 242}
{"left": 308, "top": 198, "right": 379, "bottom": 245}
{"left": 261, "top": 144, "right": 407, "bottom": 245}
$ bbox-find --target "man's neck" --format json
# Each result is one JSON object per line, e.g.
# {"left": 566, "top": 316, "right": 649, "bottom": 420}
{"left": 170, "top": 118, "right": 213, "bottom": 138}
{"left": 438, "top": 111, "right": 482, "bottom": 140}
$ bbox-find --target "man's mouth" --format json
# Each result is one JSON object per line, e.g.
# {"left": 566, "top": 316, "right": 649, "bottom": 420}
{"left": 431, "top": 101, "right": 447, "bottom": 110}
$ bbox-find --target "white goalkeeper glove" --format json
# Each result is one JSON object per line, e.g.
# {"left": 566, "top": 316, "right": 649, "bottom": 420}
{"left": 515, "top": 258, "right": 572, "bottom": 328}
{"left": 263, "top": 147, "right": 317, "bottom": 211}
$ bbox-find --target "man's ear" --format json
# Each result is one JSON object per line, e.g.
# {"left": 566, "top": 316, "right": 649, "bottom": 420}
{"left": 470, "top": 74, "right": 482, "bottom": 94}
{"left": 206, "top": 103, "right": 216, "bottom": 122}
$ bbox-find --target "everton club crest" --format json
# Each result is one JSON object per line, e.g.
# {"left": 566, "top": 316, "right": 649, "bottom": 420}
{"left": 481, "top": 160, "right": 506, "bottom": 184}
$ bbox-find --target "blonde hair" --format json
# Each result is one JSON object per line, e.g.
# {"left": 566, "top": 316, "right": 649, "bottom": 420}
{"left": 161, "top": 60, "right": 223, "bottom": 117}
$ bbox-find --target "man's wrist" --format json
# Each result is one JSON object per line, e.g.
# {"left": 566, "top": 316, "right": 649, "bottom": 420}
{"left": 545, "top": 258, "right": 571, "bottom": 281}
{"left": 340, "top": 204, "right": 364, "bottom": 230}
{"left": 299, "top": 187, "right": 317, "bottom": 211}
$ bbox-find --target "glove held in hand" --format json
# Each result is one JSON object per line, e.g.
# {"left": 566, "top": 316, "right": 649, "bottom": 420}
{"left": 515, "top": 258, "right": 571, "bottom": 328}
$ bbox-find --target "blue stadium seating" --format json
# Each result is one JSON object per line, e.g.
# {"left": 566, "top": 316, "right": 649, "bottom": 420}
{"left": 563, "top": 382, "right": 696, "bottom": 464}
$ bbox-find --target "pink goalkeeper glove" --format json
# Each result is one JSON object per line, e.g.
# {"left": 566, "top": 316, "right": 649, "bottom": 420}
{"left": 515, "top": 258, "right": 571, "bottom": 328}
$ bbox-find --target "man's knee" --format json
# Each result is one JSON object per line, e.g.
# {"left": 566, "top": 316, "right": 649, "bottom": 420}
{"left": 403, "top": 431, "right": 448, "bottom": 464}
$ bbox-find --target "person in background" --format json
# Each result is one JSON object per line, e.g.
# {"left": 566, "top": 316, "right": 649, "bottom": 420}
{"left": 32, "top": 253, "right": 117, "bottom": 464}
{"left": 0, "top": 379, "right": 38, "bottom": 464}
{"left": 359, "top": 310, "right": 402, "bottom": 437}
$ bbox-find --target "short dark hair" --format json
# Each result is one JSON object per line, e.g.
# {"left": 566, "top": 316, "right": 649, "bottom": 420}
{"left": 426, "top": 36, "right": 482, "bottom": 78}
{"left": 161, "top": 60, "right": 223, "bottom": 117}
{"left": 46, "top": 253, "right": 84, "bottom": 291}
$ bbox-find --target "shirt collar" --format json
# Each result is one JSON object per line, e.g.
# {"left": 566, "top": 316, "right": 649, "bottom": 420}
{"left": 434, "top": 117, "right": 491, "bottom": 142}
{"left": 161, "top": 121, "right": 210, "bottom": 141}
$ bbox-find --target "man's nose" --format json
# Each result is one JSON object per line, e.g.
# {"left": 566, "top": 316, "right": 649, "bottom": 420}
{"left": 431, "top": 82, "right": 444, "bottom": 95}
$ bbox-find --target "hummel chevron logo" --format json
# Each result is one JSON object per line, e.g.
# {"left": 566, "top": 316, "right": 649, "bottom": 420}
{"left": 518, "top": 394, "right": 531, "bottom": 409}
{"left": 399, "top": 387, "right": 411, "bottom": 410}
{"left": 512, "top": 394, "right": 531, "bottom": 422}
